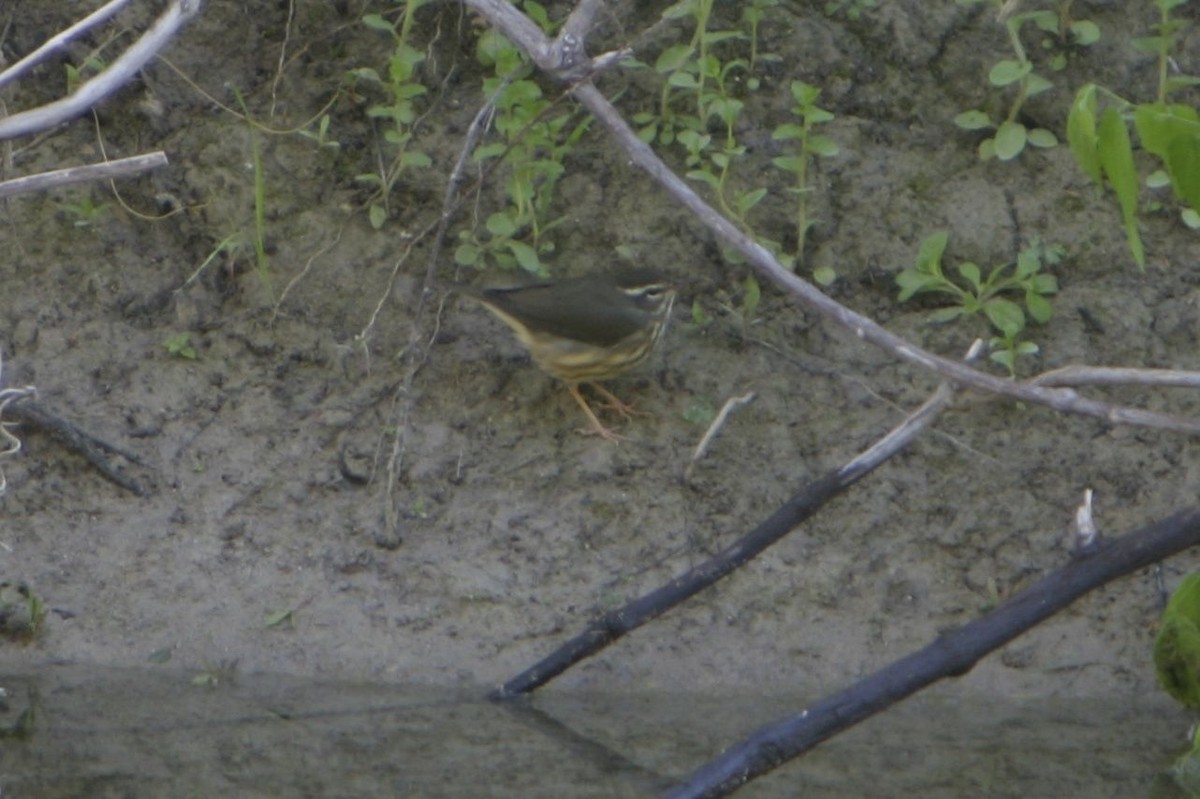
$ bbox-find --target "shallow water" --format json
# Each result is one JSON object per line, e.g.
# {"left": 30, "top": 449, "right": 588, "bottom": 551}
{"left": 0, "top": 663, "right": 1191, "bottom": 798}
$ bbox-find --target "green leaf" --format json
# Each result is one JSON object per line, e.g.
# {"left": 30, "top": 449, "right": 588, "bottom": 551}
{"left": 1015, "top": 248, "right": 1040, "bottom": 278}
{"left": 486, "top": 212, "right": 517, "bottom": 237}
{"left": 1070, "top": 19, "right": 1100, "bottom": 46}
{"left": 771, "top": 155, "right": 805, "bottom": 173}
{"left": 994, "top": 121, "right": 1028, "bottom": 160}
{"left": 1097, "top": 106, "right": 1145, "bottom": 268}
{"left": 954, "top": 110, "right": 993, "bottom": 131}
{"left": 362, "top": 13, "right": 394, "bottom": 33}
{"left": 686, "top": 170, "right": 722, "bottom": 190}
{"left": 742, "top": 273, "right": 761, "bottom": 320}
{"left": 1024, "top": 72, "right": 1054, "bottom": 98}
{"left": 1147, "top": 169, "right": 1172, "bottom": 189}
{"left": 736, "top": 187, "right": 768, "bottom": 215}
{"left": 1027, "top": 128, "right": 1058, "bottom": 148}
{"left": 1029, "top": 273, "right": 1059, "bottom": 294}
{"left": 806, "top": 135, "right": 838, "bottom": 157}
{"left": 989, "top": 59, "right": 1031, "bottom": 87}
{"left": 368, "top": 204, "right": 387, "bottom": 230}
{"left": 813, "top": 265, "right": 837, "bottom": 286}
{"left": 655, "top": 43, "right": 694, "bottom": 73}
{"left": 1167, "top": 134, "right": 1200, "bottom": 211}
{"left": 983, "top": 298, "right": 1025, "bottom": 337}
{"left": 929, "top": 306, "right": 966, "bottom": 324}
{"left": 895, "top": 270, "right": 943, "bottom": 301}
{"left": 957, "top": 261, "right": 982, "bottom": 291}
{"left": 771, "top": 123, "right": 806, "bottom": 141}
{"left": 1067, "top": 85, "right": 1101, "bottom": 185}
{"left": 454, "top": 242, "right": 481, "bottom": 266}
{"left": 1183, "top": 208, "right": 1200, "bottom": 229}
{"left": 990, "top": 348, "right": 1015, "bottom": 371}
{"left": 916, "top": 231, "right": 949, "bottom": 274}
{"left": 505, "top": 240, "right": 542, "bottom": 274}
{"left": 401, "top": 151, "right": 432, "bottom": 169}
{"left": 1025, "top": 292, "right": 1054, "bottom": 323}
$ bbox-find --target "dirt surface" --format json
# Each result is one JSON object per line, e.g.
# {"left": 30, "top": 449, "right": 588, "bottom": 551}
{"left": 2, "top": 0, "right": 1200, "bottom": 712}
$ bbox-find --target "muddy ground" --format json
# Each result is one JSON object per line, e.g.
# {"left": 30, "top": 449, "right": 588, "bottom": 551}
{"left": 2, "top": 0, "right": 1200, "bottom": 731}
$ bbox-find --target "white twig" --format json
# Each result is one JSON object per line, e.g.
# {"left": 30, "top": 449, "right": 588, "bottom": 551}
{"left": 0, "top": 0, "right": 203, "bottom": 140}
{"left": 686, "top": 392, "right": 756, "bottom": 480}
{"left": 0, "top": 152, "right": 168, "bottom": 199}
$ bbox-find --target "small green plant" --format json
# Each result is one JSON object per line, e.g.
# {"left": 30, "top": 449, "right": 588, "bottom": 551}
{"left": 455, "top": 18, "right": 591, "bottom": 275}
{"left": 1066, "top": 0, "right": 1200, "bottom": 269}
{"left": 0, "top": 582, "right": 45, "bottom": 642}
{"left": 772, "top": 80, "right": 839, "bottom": 266}
{"left": 954, "top": 0, "right": 1098, "bottom": 160}
{"left": 742, "top": 0, "right": 781, "bottom": 72}
{"left": 896, "top": 231, "right": 1060, "bottom": 374}
{"left": 164, "top": 332, "right": 198, "bottom": 360}
{"left": 64, "top": 54, "right": 106, "bottom": 94}
{"left": 60, "top": 195, "right": 110, "bottom": 228}
{"left": 352, "top": 2, "right": 434, "bottom": 229}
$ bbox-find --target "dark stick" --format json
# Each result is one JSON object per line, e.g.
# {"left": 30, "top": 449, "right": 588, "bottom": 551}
{"left": 663, "top": 506, "right": 1200, "bottom": 799}
{"left": 490, "top": 381, "right": 958, "bottom": 699}
{"left": 8, "top": 399, "right": 147, "bottom": 496}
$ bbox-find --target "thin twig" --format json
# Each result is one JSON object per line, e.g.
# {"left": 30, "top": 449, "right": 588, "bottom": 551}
{"left": 685, "top": 391, "right": 756, "bottom": 481}
{"left": 0, "top": 152, "right": 168, "bottom": 199}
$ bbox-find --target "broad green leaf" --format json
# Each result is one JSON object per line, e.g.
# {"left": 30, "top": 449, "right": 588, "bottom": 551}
{"left": 994, "top": 121, "right": 1028, "bottom": 160}
{"left": 957, "top": 261, "right": 982, "bottom": 291}
{"left": 772, "top": 123, "right": 806, "bottom": 141}
{"left": 1025, "top": 72, "right": 1053, "bottom": 98}
{"left": 807, "top": 135, "right": 840, "bottom": 157}
{"left": 362, "top": 13, "right": 394, "bottom": 33}
{"left": 954, "top": 110, "right": 993, "bottom": 131}
{"left": 1029, "top": 273, "right": 1058, "bottom": 294}
{"left": 771, "top": 155, "right": 805, "bottom": 173}
{"left": 983, "top": 298, "right": 1025, "bottom": 337}
{"left": 486, "top": 212, "right": 517, "bottom": 237}
{"left": 1026, "top": 292, "right": 1054, "bottom": 323}
{"left": 686, "top": 169, "right": 722, "bottom": 190}
{"left": 989, "top": 59, "right": 1031, "bottom": 87}
{"left": 1147, "top": 169, "right": 1172, "bottom": 188}
{"left": 1098, "top": 106, "right": 1145, "bottom": 268}
{"left": 1067, "top": 84, "right": 1101, "bottom": 185}
{"left": 454, "top": 242, "right": 481, "bottom": 266}
{"left": 813, "top": 266, "right": 837, "bottom": 286}
{"left": 1070, "top": 20, "right": 1100, "bottom": 45}
{"left": 895, "top": 270, "right": 942, "bottom": 301}
{"left": 1028, "top": 128, "right": 1058, "bottom": 148}
{"left": 655, "top": 44, "right": 694, "bottom": 73}
{"left": 506, "top": 240, "right": 541, "bottom": 274}
{"left": 368, "top": 204, "right": 387, "bottom": 230}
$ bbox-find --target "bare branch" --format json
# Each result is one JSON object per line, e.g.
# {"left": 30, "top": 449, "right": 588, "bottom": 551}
{"left": 0, "top": 152, "right": 168, "bottom": 199}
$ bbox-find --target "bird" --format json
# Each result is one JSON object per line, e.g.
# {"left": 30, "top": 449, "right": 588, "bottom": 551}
{"left": 461, "top": 267, "right": 677, "bottom": 441}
